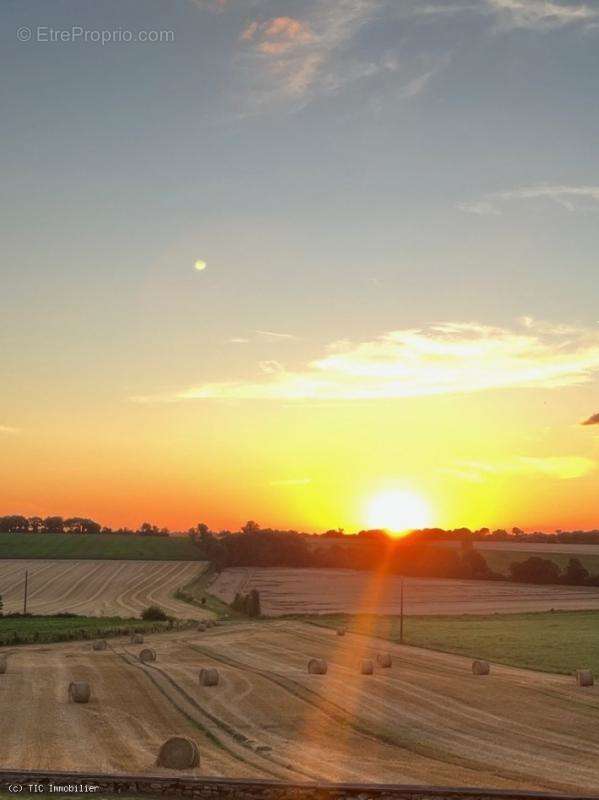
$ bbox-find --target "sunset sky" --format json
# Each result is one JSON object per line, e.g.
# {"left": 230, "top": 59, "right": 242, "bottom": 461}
{"left": 2, "top": 0, "right": 599, "bottom": 533}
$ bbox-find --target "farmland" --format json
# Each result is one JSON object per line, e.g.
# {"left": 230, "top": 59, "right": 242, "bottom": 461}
{"left": 307, "top": 610, "right": 599, "bottom": 676}
{"left": 209, "top": 567, "right": 599, "bottom": 616}
{"left": 435, "top": 540, "right": 599, "bottom": 577}
{"left": 0, "top": 560, "right": 208, "bottom": 620}
{"left": 0, "top": 532, "right": 203, "bottom": 561}
{"left": 1, "top": 621, "right": 599, "bottom": 792}
{"left": 0, "top": 614, "right": 175, "bottom": 646}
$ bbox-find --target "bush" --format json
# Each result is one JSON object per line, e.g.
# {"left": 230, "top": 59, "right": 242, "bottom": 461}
{"left": 509, "top": 556, "right": 562, "bottom": 584}
{"left": 140, "top": 605, "right": 169, "bottom": 621}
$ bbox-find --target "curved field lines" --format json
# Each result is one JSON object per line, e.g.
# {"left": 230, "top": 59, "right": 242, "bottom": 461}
{"left": 1, "top": 622, "right": 599, "bottom": 790}
{"left": 0, "top": 560, "right": 208, "bottom": 620}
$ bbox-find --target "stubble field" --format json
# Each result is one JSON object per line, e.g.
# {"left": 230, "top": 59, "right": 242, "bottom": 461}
{"left": 1, "top": 621, "right": 599, "bottom": 793}
{"left": 210, "top": 567, "right": 599, "bottom": 616}
{"left": 0, "top": 560, "right": 208, "bottom": 619}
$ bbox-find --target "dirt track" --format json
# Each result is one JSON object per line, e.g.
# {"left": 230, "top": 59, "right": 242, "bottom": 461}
{"left": 210, "top": 567, "right": 599, "bottom": 616}
{"left": 2, "top": 622, "right": 599, "bottom": 792}
{"left": 0, "top": 560, "right": 208, "bottom": 620}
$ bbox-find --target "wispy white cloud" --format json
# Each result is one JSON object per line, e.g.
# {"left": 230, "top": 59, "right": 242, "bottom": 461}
{"left": 459, "top": 185, "right": 599, "bottom": 215}
{"left": 409, "top": 0, "right": 599, "bottom": 30}
{"left": 133, "top": 318, "right": 599, "bottom": 403}
{"left": 441, "top": 455, "right": 595, "bottom": 482}
{"left": 486, "top": 0, "right": 599, "bottom": 30}
{"left": 237, "top": 0, "right": 382, "bottom": 105}
{"left": 235, "top": 0, "right": 441, "bottom": 109}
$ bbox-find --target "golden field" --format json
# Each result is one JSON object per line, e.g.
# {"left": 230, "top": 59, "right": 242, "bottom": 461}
{"left": 210, "top": 567, "right": 599, "bottom": 616}
{"left": 1, "top": 621, "right": 599, "bottom": 793}
{"left": 0, "top": 559, "right": 207, "bottom": 619}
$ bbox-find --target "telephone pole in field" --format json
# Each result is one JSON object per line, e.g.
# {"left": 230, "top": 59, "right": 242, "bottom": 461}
{"left": 399, "top": 575, "right": 404, "bottom": 644}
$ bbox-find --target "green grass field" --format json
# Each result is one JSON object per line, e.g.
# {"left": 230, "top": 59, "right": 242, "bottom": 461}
{"left": 0, "top": 532, "right": 202, "bottom": 561}
{"left": 0, "top": 615, "right": 182, "bottom": 646}
{"left": 306, "top": 610, "right": 599, "bottom": 675}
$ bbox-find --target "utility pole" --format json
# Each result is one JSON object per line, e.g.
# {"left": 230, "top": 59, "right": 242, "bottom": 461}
{"left": 23, "top": 570, "right": 28, "bottom": 615}
{"left": 399, "top": 575, "right": 404, "bottom": 644}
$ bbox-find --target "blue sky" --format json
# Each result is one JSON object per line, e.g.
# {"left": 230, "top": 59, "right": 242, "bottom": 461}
{"left": 1, "top": 0, "right": 598, "bottom": 530}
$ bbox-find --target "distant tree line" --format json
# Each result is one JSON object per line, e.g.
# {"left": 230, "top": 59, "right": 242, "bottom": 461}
{"left": 0, "top": 516, "right": 169, "bottom": 537}
{"left": 188, "top": 522, "right": 599, "bottom": 588}
{"left": 510, "top": 556, "right": 599, "bottom": 586}
{"left": 189, "top": 523, "right": 500, "bottom": 581}
{"left": 404, "top": 526, "right": 599, "bottom": 545}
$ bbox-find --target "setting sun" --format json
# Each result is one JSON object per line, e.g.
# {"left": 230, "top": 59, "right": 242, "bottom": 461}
{"left": 365, "top": 489, "right": 432, "bottom": 534}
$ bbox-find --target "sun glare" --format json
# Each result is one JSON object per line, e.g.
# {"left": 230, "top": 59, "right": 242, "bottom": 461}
{"left": 365, "top": 489, "right": 432, "bottom": 535}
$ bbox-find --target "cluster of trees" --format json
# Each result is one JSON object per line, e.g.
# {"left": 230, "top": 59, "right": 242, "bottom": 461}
{"left": 509, "top": 556, "right": 599, "bottom": 586}
{"left": 231, "top": 589, "right": 262, "bottom": 617}
{"left": 0, "top": 516, "right": 170, "bottom": 537}
{"left": 189, "top": 524, "right": 498, "bottom": 581}
{"left": 188, "top": 523, "right": 599, "bottom": 588}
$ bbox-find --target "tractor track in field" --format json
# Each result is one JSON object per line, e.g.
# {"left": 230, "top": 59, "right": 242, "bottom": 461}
{"left": 110, "top": 642, "right": 315, "bottom": 782}
{"left": 185, "top": 631, "right": 599, "bottom": 793}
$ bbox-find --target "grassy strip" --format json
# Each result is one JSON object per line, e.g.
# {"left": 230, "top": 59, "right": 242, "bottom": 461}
{"left": 174, "top": 566, "right": 244, "bottom": 620}
{"left": 0, "top": 532, "right": 203, "bottom": 561}
{"left": 302, "top": 610, "right": 599, "bottom": 676}
{"left": 0, "top": 615, "right": 194, "bottom": 646}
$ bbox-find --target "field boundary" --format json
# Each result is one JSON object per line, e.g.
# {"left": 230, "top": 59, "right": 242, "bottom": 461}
{"left": 0, "top": 770, "right": 597, "bottom": 800}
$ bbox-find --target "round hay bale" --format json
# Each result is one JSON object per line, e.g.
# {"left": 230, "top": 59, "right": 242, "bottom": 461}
{"left": 156, "top": 736, "right": 200, "bottom": 770}
{"left": 139, "top": 648, "right": 157, "bottom": 664}
{"left": 308, "top": 658, "right": 327, "bottom": 675}
{"left": 199, "top": 667, "right": 219, "bottom": 686}
{"left": 130, "top": 633, "right": 144, "bottom": 644}
{"left": 361, "top": 659, "right": 374, "bottom": 675}
{"left": 336, "top": 627, "right": 346, "bottom": 637}
{"left": 93, "top": 640, "right": 108, "bottom": 652}
{"left": 376, "top": 653, "right": 392, "bottom": 668}
{"left": 0, "top": 655, "right": 7, "bottom": 674}
{"left": 68, "top": 681, "right": 91, "bottom": 703}
{"left": 472, "top": 660, "right": 490, "bottom": 676}
{"left": 576, "top": 669, "right": 594, "bottom": 687}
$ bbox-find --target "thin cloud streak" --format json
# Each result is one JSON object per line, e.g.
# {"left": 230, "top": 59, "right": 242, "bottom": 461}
{"left": 255, "top": 330, "right": 299, "bottom": 340}
{"left": 410, "top": 0, "right": 599, "bottom": 30}
{"left": 441, "top": 455, "right": 596, "bottom": 482}
{"left": 134, "top": 319, "right": 599, "bottom": 403}
{"left": 459, "top": 185, "right": 599, "bottom": 215}
{"left": 487, "top": 0, "right": 599, "bottom": 30}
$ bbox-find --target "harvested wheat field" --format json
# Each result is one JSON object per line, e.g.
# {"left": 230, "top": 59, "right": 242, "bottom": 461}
{"left": 2, "top": 621, "right": 599, "bottom": 793}
{"left": 210, "top": 567, "right": 599, "bottom": 616}
{"left": 0, "top": 559, "right": 209, "bottom": 620}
